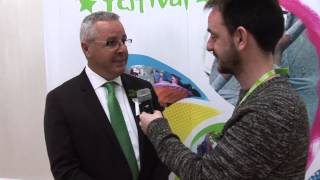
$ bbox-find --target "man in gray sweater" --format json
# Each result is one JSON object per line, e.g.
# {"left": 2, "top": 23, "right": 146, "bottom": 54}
{"left": 139, "top": 0, "right": 309, "bottom": 179}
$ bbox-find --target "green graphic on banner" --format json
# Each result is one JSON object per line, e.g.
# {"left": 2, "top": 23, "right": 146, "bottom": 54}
{"left": 80, "top": 0, "right": 97, "bottom": 12}
{"left": 190, "top": 123, "right": 224, "bottom": 146}
{"left": 80, "top": 0, "right": 208, "bottom": 13}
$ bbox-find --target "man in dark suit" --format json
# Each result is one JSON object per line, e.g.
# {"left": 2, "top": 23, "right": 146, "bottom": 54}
{"left": 44, "top": 11, "right": 169, "bottom": 180}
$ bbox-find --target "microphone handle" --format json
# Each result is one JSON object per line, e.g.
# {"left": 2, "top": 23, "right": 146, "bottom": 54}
{"left": 140, "top": 100, "right": 154, "bottom": 113}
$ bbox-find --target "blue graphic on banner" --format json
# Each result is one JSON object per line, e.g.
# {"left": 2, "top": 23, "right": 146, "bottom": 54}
{"left": 127, "top": 54, "right": 208, "bottom": 101}
{"left": 309, "top": 169, "right": 320, "bottom": 180}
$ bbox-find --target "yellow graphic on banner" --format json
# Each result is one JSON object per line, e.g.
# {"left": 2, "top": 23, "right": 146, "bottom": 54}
{"left": 163, "top": 102, "right": 220, "bottom": 141}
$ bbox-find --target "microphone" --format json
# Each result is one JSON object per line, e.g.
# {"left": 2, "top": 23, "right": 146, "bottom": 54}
{"left": 137, "top": 88, "right": 154, "bottom": 113}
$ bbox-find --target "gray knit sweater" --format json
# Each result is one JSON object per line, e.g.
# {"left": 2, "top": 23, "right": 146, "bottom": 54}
{"left": 147, "top": 77, "right": 309, "bottom": 180}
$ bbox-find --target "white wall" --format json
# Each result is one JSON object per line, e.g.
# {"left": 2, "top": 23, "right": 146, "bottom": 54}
{"left": 0, "top": 0, "right": 52, "bottom": 179}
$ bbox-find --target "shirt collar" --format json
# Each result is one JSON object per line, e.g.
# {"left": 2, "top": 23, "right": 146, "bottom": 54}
{"left": 85, "top": 65, "right": 123, "bottom": 90}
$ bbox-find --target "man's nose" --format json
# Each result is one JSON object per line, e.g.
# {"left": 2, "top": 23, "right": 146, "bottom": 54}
{"left": 206, "top": 42, "right": 215, "bottom": 55}
{"left": 117, "top": 42, "right": 127, "bottom": 52}
{"left": 206, "top": 37, "right": 214, "bottom": 50}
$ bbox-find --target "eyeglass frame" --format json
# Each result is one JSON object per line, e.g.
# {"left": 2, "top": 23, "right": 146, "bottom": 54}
{"left": 94, "top": 38, "right": 133, "bottom": 49}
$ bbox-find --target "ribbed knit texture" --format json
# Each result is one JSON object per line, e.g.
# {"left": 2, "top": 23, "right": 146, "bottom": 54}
{"left": 147, "top": 77, "right": 309, "bottom": 180}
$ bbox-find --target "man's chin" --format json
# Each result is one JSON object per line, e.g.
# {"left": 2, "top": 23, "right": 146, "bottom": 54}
{"left": 114, "top": 67, "right": 126, "bottom": 76}
{"left": 217, "top": 67, "right": 231, "bottom": 74}
{"left": 217, "top": 66, "right": 224, "bottom": 73}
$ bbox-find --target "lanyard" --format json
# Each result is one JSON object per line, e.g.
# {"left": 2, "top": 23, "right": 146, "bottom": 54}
{"left": 238, "top": 68, "right": 289, "bottom": 106}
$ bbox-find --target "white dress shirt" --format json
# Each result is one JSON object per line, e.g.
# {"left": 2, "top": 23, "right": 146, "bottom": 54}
{"left": 85, "top": 65, "right": 140, "bottom": 168}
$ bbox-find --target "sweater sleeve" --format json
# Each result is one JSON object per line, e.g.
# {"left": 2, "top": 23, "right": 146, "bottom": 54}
{"left": 146, "top": 109, "right": 292, "bottom": 180}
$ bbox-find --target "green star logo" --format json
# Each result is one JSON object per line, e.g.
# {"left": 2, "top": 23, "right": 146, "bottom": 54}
{"left": 80, "top": 0, "right": 97, "bottom": 13}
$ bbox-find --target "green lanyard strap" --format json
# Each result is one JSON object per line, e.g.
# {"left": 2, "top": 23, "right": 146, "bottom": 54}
{"left": 238, "top": 68, "right": 289, "bottom": 106}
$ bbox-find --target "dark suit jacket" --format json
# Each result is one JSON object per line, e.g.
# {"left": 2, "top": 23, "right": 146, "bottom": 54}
{"left": 44, "top": 70, "right": 169, "bottom": 180}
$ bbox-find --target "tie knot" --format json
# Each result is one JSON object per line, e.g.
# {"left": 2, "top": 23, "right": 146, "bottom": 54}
{"left": 104, "top": 81, "right": 116, "bottom": 94}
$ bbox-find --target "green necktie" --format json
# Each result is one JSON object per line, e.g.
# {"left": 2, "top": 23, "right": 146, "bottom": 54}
{"left": 104, "top": 82, "right": 139, "bottom": 180}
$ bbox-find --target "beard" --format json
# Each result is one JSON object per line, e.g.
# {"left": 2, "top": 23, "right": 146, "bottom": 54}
{"left": 216, "top": 45, "right": 240, "bottom": 75}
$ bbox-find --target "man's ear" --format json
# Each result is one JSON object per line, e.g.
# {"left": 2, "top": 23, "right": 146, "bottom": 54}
{"left": 81, "top": 42, "right": 90, "bottom": 58}
{"left": 233, "top": 26, "right": 248, "bottom": 51}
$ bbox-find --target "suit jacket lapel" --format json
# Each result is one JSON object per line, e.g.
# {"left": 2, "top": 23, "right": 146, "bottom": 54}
{"left": 121, "top": 74, "right": 137, "bottom": 119}
{"left": 79, "top": 70, "right": 119, "bottom": 146}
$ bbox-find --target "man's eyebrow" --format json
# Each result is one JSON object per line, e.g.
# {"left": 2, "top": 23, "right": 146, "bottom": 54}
{"left": 105, "top": 36, "right": 117, "bottom": 40}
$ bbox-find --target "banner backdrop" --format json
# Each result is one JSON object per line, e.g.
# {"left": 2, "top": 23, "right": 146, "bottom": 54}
{"left": 43, "top": 0, "right": 320, "bottom": 179}
{"left": 278, "top": 0, "right": 320, "bottom": 179}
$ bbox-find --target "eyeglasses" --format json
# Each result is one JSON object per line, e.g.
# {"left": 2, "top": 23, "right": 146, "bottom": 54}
{"left": 94, "top": 39, "right": 133, "bottom": 49}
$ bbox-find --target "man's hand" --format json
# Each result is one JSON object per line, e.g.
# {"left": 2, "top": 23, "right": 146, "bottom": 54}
{"left": 139, "top": 110, "right": 163, "bottom": 134}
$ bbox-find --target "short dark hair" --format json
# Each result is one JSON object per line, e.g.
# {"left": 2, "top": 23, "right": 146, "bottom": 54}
{"left": 205, "top": 0, "right": 284, "bottom": 52}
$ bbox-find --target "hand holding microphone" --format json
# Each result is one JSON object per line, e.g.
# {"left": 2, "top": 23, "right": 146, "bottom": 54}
{"left": 139, "top": 110, "right": 163, "bottom": 134}
{"left": 136, "top": 88, "right": 163, "bottom": 134}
